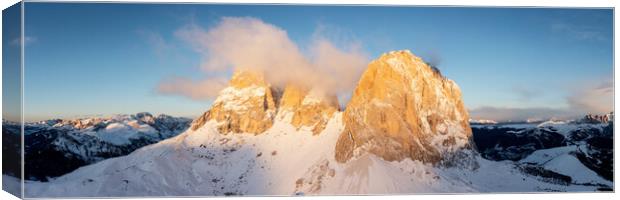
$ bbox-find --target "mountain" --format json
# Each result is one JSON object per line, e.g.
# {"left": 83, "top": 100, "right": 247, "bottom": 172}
{"left": 579, "top": 113, "right": 613, "bottom": 124}
{"left": 190, "top": 69, "right": 340, "bottom": 136}
{"left": 472, "top": 115, "right": 614, "bottom": 185}
{"left": 2, "top": 113, "right": 191, "bottom": 181}
{"left": 277, "top": 84, "right": 340, "bottom": 135}
{"left": 468, "top": 119, "right": 498, "bottom": 125}
{"left": 20, "top": 50, "right": 613, "bottom": 197}
{"left": 190, "top": 69, "right": 280, "bottom": 134}
{"left": 335, "top": 50, "right": 474, "bottom": 165}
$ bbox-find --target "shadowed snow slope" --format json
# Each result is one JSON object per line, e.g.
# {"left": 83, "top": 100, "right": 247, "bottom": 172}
{"left": 2, "top": 113, "right": 191, "bottom": 181}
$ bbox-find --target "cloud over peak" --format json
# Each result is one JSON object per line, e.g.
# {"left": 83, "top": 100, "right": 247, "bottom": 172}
{"left": 158, "top": 17, "right": 368, "bottom": 100}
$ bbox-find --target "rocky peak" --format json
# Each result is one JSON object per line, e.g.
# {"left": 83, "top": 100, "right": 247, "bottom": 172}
{"left": 133, "top": 112, "right": 155, "bottom": 124}
{"left": 335, "top": 50, "right": 473, "bottom": 164}
{"left": 580, "top": 112, "right": 614, "bottom": 124}
{"left": 190, "top": 69, "right": 279, "bottom": 134}
{"left": 190, "top": 68, "right": 340, "bottom": 135}
{"left": 277, "top": 84, "right": 340, "bottom": 135}
{"left": 228, "top": 69, "right": 269, "bottom": 89}
{"left": 64, "top": 118, "right": 105, "bottom": 129}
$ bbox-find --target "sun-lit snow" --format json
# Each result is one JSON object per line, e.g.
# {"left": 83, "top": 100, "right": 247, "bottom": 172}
{"left": 21, "top": 112, "right": 611, "bottom": 198}
{"left": 213, "top": 86, "right": 266, "bottom": 112}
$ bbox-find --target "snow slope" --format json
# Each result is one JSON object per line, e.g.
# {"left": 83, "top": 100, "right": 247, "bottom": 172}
{"left": 520, "top": 146, "right": 612, "bottom": 186}
{"left": 23, "top": 114, "right": 609, "bottom": 198}
{"left": 472, "top": 120, "right": 613, "bottom": 189}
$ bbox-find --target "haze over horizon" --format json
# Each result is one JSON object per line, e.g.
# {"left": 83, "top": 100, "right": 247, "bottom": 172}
{"left": 4, "top": 3, "right": 612, "bottom": 122}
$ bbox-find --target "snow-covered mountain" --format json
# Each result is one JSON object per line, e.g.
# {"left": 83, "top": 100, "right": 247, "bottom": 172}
{"left": 2, "top": 112, "right": 191, "bottom": 181}
{"left": 19, "top": 50, "right": 613, "bottom": 197}
{"left": 579, "top": 113, "right": 614, "bottom": 124}
{"left": 468, "top": 119, "right": 498, "bottom": 125}
{"left": 472, "top": 117, "right": 613, "bottom": 187}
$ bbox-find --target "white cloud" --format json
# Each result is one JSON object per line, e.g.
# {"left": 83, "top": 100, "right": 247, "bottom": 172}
{"left": 566, "top": 77, "right": 613, "bottom": 115}
{"left": 471, "top": 77, "right": 613, "bottom": 121}
{"left": 157, "top": 76, "right": 228, "bottom": 101}
{"left": 159, "top": 17, "right": 368, "bottom": 100}
{"left": 469, "top": 106, "right": 574, "bottom": 122}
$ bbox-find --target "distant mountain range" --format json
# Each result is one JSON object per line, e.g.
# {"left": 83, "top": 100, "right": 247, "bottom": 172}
{"left": 2, "top": 112, "right": 191, "bottom": 181}
{"left": 470, "top": 112, "right": 614, "bottom": 125}
{"left": 472, "top": 117, "right": 613, "bottom": 184}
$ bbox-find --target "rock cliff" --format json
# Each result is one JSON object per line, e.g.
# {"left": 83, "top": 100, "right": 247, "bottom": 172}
{"left": 334, "top": 50, "right": 473, "bottom": 164}
{"left": 190, "top": 69, "right": 280, "bottom": 134}
{"left": 277, "top": 84, "right": 340, "bottom": 135}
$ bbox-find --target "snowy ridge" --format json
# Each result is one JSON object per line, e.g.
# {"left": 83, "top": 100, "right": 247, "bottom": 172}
{"left": 45, "top": 112, "right": 191, "bottom": 145}
{"left": 2, "top": 113, "right": 192, "bottom": 181}
{"left": 469, "top": 119, "right": 498, "bottom": 125}
{"left": 472, "top": 119, "right": 613, "bottom": 189}
{"left": 23, "top": 113, "right": 611, "bottom": 197}
{"left": 520, "top": 146, "right": 612, "bottom": 186}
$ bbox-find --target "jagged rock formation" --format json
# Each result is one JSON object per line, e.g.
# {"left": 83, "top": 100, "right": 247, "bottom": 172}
{"left": 191, "top": 70, "right": 339, "bottom": 135}
{"left": 191, "top": 70, "right": 280, "bottom": 134}
{"left": 335, "top": 50, "right": 473, "bottom": 164}
{"left": 277, "top": 84, "right": 340, "bottom": 135}
{"left": 580, "top": 112, "right": 614, "bottom": 124}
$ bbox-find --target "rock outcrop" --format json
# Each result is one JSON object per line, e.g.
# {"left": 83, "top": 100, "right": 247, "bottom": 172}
{"left": 277, "top": 84, "right": 340, "bottom": 135}
{"left": 190, "top": 69, "right": 280, "bottom": 134}
{"left": 579, "top": 112, "right": 614, "bottom": 124}
{"left": 335, "top": 50, "right": 473, "bottom": 164}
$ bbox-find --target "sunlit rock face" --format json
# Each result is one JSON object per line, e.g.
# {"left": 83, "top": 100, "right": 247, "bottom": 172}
{"left": 190, "top": 69, "right": 279, "bottom": 134}
{"left": 335, "top": 50, "right": 473, "bottom": 164}
{"left": 277, "top": 84, "right": 340, "bottom": 135}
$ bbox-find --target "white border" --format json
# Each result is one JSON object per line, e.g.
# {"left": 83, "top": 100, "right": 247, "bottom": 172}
{"left": 0, "top": 1, "right": 618, "bottom": 200}
{"left": 13, "top": 0, "right": 620, "bottom": 8}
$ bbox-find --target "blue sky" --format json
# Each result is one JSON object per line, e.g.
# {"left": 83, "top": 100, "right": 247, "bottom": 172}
{"left": 2, "top": 3, "right": 21, "bottom": 122}
{"left": 19, "top": 3, "right": 613, "bottom": 122}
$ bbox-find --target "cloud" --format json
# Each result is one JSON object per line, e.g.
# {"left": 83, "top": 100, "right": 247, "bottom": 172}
{"left": 469, "top": 106, "right": 574, "bottom": 122}
{"left": 551, "top": 23, "right": 608, "bottom": 41}
{"left": 471, "top": 78, "right": 613, "bottom": 122}
{"left": 566, "top": 77, "right": 613, "bottom": 115}
{"left": 10, "top": 36, "right": 36, "bottom": 46}
{"left": 160, "top": 17, "right": 368, "bottom": 100}
{"left": 138, "top": 30, "right": 173, "bottom": 57}
{"left": 157, "top": 77, "right": 228, "bottom": 100}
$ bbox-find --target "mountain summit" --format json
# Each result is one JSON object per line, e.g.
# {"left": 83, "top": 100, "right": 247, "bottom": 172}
{"left": 335, "top": 50, "right": 473, "bottom": 164}
{"left": 277, "top": 84, "right": 340, "bottom": 135}
{"left": 194, "top": 50, "right": 474, "bottom": 163}
{"left": 191, "top": 69, "right": 280, "bottom": 134}
{"left": 190, "top": 69, "right": 341, "bottom": 135}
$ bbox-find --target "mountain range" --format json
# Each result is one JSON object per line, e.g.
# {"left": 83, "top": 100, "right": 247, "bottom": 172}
{"left": 2, "top": 113, "right": 191, "bottom": 181}
{"left": 2, "top": 50, "right": 613, "bottom": 197}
